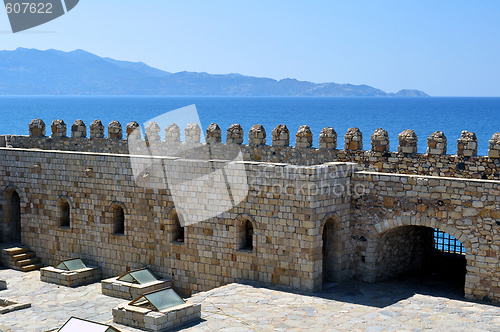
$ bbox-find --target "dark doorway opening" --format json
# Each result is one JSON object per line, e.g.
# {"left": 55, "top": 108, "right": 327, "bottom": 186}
{"left": 322, "top": 218, "right": 338, "bottom": 283}
{"left": 10, "top": 191, "right": 21, "bottom": 243}
{"left": 374, "top": 226, "right": 466, "bottom": 296}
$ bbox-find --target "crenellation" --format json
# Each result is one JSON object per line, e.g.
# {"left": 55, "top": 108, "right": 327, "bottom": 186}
{"left": 90, "top": 120, "right": 105, "bottom": 139}
{"left": 165, "top": 123, "right": 181, "bottom": 143}
{"left": 185, "top": 123, "right": 201, "bottom": 144}
{"left": 145, "top": 122, "right": 161, "bottom": 142}
{"left": 272, "top": 124, "right": 290, "bottom": 147}
{"left": 29, "top": 118, "right": 46, "bottom": 137}
{"left": 126, "top": 121, "right": 140, "bottom": 139}
{"left": 398, "top": 129, "right": 418, "bottom": 154}
{"left": 371, "top": 128, "right": 389, "bottom": 153}
{"left": 427, "top": 131, "right": 447, "bottom": 155}
{"left": 344, "top": 127, "right": 363, "bottom": 151}
{"left": 226, "top": 124, "right": 244, "bottom": 144}
{"left": 249, "top": 124, "right": 266, "bottom": 146}
{"left": 108, "top": 121, "right": 123, "bottom": 139}
{"left": 206, "top": 123, "right": 222, "bottom": 144}
{"left": 488, "top": 132, "right": 500, "bottom": 158}
{"left": 71, "top": 119, "right": 86, "bottom": 138}
{"left": 51, "top": 119, "right": 67, "bottom": 138}
{"left": 457, "top": 130, "right": 478, "bottom": 157}
{"left": 319, "top": 127, "right": 337, "bottom": 149}
{"left": 295, "top": 125, "right": 313, "bottom": 148}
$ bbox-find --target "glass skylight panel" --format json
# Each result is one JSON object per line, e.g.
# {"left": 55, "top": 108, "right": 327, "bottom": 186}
{"left": 117, "top": 268, "right": 158, "bottom": 284}
{"left": 130, "top": 288, "right": 185, "bottom": 311}
{"left": 59, "top": 317, "right": 121, "bottom": 332}
{"left": 145, "top": 288, "right": 185, "bottom": 311}
{"left": 130, "top": 269, "right": 158, "bottom": 284}
{"left": 55, "top": 258, "right": 87, "bottom": 271}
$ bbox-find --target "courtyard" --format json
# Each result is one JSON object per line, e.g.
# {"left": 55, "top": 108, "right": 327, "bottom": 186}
{"left": 0, "top": 268, "right": 499, "bottom": 331}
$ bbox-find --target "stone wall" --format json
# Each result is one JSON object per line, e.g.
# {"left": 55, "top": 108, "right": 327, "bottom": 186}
{"left": 351, "top": 171, "right": 500, "bottom": 302}
{"left": 2, "top": 120, "right": 499, "bottom": 180}
{"left": 0, "top": 147, "right": 353, "bottom": 294}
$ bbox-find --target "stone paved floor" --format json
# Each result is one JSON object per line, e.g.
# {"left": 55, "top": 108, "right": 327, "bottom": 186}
{"left": 0, "top": 268, "right": 499, "bottom": 331}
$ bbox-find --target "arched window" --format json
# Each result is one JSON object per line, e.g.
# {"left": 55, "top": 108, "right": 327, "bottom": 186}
{"left": 58, "top": 198, "right": 70, "bottom": 228}
{"left": 172, "top": 212, "right": 184, "bottom": 243}
{"left": 237, "top": 216, "right": 255, "bottom": 251}
{"left": 112, "top": 205, "right": 125, "bottom": 235}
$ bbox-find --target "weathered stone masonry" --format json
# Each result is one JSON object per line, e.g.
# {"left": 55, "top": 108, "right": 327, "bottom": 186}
{"left": 0, "top": 119, "right": 499, "bottom": 303}
{"left": 0, "top": 147, "right": 353, "bottom": 294}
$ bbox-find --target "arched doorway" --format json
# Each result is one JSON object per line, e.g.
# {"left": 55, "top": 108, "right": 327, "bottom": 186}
{"left": 373, "top": 225, "right": 466, "bottom": 294}
{"left": 322, "top": 216, "right": 341, "bottom": 284}
{"left": 11, "top": 191, "right": 21, "bottom": 242}
{"left": 4, "top": 190, "right": 21, "bottom": 243}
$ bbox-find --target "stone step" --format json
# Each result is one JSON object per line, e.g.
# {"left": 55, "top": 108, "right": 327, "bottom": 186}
{"left": 16, "top": 257, "right": 42, "bottom": 267}
{"left": 19, "top": 263, "right": 43, "bottom": 272}
{"left": 11, "top": 252, "right": 36, "bottom": 261}
{"left": 3, "top": 246, "right": 30, "bottom": 256}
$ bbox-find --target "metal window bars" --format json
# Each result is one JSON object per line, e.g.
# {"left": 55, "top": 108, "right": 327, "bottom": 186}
{"left": 434, "top": 228, "right": 465, "bottom": 255}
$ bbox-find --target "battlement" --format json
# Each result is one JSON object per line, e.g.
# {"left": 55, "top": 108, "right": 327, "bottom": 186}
{"left": 1, "top": 118, "right": 500, "bottom": 179}
{"left": 19, "top": 118, "right": 500, "bottom": 157}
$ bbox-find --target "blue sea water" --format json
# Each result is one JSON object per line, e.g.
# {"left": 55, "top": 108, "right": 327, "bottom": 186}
{"left": 1, "top": 96, "right": 499, "bottom": 156}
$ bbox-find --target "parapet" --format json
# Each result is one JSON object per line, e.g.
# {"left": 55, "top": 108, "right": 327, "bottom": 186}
{"left": 16, "top": 119, "right": 500, "bottom": 160}
{"left": 3, "top": 119, "right": 500, "bottom": 179}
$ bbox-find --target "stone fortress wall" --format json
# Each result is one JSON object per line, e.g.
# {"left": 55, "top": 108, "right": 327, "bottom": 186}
{"left": 2, "top": 118, "right": 499, "bottom": 179}
{"left": 0, "top": 119, "right": 499, "bottom": 302}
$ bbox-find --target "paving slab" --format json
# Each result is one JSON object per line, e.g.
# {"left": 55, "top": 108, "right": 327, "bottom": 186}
{"left": 0, "top": 268, "right": 499, "bottom": 331}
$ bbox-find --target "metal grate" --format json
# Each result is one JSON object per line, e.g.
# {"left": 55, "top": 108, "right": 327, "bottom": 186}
{"left": 434, "top": 229, "right": 465, "bottom": 255}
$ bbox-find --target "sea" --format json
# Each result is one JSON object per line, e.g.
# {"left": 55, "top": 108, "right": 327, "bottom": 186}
{"left": 1, "top": 96, "right": 499, "bottom": 156}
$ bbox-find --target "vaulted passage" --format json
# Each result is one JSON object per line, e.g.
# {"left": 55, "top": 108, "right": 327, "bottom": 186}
{"left": 374, "top": 226, "right": 466, "bottom": 294}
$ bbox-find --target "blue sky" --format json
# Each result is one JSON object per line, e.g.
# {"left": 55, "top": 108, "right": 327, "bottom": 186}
{"left": 0, "top": 1, "right": 499, "bottom": 96}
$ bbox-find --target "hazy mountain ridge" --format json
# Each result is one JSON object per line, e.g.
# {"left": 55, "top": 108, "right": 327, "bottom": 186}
{"left": 0, "top": 48, "right": 429, "bottom": 96}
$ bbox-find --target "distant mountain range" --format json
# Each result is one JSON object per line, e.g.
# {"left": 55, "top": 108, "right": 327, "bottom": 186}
{"left": 0, "top": 48, "right": 429, "bottom": 97}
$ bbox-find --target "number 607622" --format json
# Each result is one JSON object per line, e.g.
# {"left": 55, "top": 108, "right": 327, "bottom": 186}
{"left": 5, "top": 2, "right": 53, "bottom": 14}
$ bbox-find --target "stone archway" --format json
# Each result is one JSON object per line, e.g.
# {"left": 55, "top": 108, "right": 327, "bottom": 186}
{"left": 368, "top": 216, "right": 472, "bottom": 298}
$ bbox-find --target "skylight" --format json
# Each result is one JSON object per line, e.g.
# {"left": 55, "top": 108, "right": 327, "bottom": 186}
{"left": 117, "top": 268, "right": 158, "bottom": 284}
{"left": 129, "top": 288, "right": 185, "bottom": 311}
{"left": 55, "top": 258, "right": 87, "bottom": 271}
{"left": 58, "top": 316, "right": 121, "bottom": 332}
